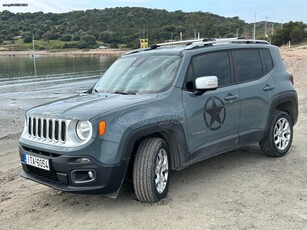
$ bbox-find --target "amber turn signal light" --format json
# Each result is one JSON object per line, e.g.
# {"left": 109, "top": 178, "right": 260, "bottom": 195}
{"left": 99, "top": 121, "right": 106, "bottom": 136}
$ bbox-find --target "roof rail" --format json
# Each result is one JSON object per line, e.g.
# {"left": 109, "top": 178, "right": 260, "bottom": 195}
{"left": 185, "top": 41, "right": 215, "bottom": 50}
{"left": 230, "top": 39, "right": 269, "bottom": 44}
{"left": 157, "top": 38, "right": 215, "bottom": 47}
{"left": 183, "top": 38, "right": 236, "bottom": 50}
{"left": 183, "top": 38, "right": 269, "bottom": 50}
{"left": 156, "top": 38, "right": 269, "bottom": 51}
{"left": 125, "top": 38, "right": 216, "bottom": 55}
{"left": 206, "top": 37, "right": 269, "bottom": 44}
{"left": 125, "top": 47, "right": 150, "bottom": 55}
{"left": 125, "top": 38, "right": 270, "bottom": 55}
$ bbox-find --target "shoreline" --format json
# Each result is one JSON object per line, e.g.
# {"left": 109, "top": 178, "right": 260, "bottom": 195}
{"left": 0, "top": 49, "right": 127, "bottom": 57}
{"left": 1, "top": 46, "right": 306, "bottom": 58}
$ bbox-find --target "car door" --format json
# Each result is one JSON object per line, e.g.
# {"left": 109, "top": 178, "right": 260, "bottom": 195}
{"left": 232, "top": 48, "right": 276, "bottom": 143}
{"left": 182, "top": 50, "right": 240, "bottom": 162}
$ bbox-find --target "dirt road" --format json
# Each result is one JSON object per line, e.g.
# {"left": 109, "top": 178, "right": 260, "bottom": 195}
{"left": 0, "top": 47, "right": 306, "bottom": 230}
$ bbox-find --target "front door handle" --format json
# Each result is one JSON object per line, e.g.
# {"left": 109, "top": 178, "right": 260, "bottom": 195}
{"left": 263, "top": 84, "right": 275, "bottom": 91}
{"left": 224, "top": 94, "right": 239, "bottom": 101}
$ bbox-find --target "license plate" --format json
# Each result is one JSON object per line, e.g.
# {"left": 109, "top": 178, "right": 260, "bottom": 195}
{"left": 24, "top": 153, "right": 50, "bottom": 171}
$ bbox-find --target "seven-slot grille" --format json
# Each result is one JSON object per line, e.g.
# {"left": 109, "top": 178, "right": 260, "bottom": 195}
{"left": 27, "top": 116, "right": 67, "bottom": 143}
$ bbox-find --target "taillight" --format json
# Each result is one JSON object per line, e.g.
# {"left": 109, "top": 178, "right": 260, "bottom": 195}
{"left": 290, "top": 75, "right": 294, "bottom": 85}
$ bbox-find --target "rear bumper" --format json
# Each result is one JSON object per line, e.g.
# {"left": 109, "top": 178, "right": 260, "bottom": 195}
{"left": 19, "top": 145, "right": 128, "bottom": 194}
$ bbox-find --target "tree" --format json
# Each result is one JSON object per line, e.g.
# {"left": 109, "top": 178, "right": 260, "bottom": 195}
{"left": 72, "top": 34, "right": 81, "bottom": 41}
{"left": 0, "top": 10, "right": 14, "bottom": 21}
{"left": 98, "top": 31, "right": 117, "bottom": 43}
{"left": 9, "top": 25, "right": 19, "bottom": 35}
{"left": 77, "top": 40, "right": 88, "bottom": 49}
{"left": 42, "top": 31, "right": 61, "bottom": 41}
{"left": 272, "top": 21, "right": 307, "bottom": 46}
{"left": 23, "top": 36, "right": 32, "bottom": 43}
{"left": 80, "top": 34, "right": 96, "bottom": 46}
{"left": 61, "top": 34, "right": 72, "bottom": 41}
{"left": 77, "top": 34, "right": 97, "bottom": 48}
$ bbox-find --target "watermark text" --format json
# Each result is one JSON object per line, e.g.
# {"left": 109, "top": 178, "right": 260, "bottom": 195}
{"left": 3, "top": 3, "right": 28, "bottom": 7}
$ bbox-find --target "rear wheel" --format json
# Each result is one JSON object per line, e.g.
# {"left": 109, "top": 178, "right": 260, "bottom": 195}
{"left": 260, "top": 111, "right": 293, "bottom": 157}
{"left": 133, "top": 138, "right": 170, "bottom": 202}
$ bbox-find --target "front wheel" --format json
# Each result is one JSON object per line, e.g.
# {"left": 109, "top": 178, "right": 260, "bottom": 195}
{"left": 133, "top": 138, "right": 170, "bottom": 202}
{"left": 260, "top": 111, "right": 293, "bottom": 157}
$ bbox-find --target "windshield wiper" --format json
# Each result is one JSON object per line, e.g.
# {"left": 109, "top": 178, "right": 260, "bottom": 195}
{"left": 113, "top": 91, "right": 136, "bottom": 95}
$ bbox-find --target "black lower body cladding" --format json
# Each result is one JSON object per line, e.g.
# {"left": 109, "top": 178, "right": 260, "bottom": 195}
{"left": 19, "top": 145, "right": 128, "bottom": 194}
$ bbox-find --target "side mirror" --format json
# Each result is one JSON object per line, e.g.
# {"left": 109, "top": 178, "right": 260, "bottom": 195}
{"left": 195, "top": 76, "right": 218, "bottom": 90}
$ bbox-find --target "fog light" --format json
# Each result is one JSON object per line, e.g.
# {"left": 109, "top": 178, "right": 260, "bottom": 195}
{"left": 88, "top": 171, "right": 94, "bottom": 179}
{"left": 75, "top": 157, "right": 91, "bottom": 164}
{"left": 71, "top": 170, "right": 96, "bottom": 184}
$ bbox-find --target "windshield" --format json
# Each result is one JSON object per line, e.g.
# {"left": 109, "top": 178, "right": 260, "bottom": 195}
{"left": 93, "top": 54, "right": 181, "bottom": 94}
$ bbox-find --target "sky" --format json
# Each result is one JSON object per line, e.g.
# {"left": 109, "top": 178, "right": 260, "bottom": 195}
{"left": 0, "top": 0, "right": 306, "bottom": 23}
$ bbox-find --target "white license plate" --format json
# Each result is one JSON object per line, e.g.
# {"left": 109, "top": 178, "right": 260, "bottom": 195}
{"left": 24, "top": 153, "right": 50, "bottom": 171}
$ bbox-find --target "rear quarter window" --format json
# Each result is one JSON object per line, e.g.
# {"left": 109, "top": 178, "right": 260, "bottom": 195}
{"left": 260, "top": 49, "right": 274, "bottom": 73}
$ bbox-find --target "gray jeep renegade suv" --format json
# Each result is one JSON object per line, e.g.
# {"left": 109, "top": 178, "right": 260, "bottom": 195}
{"left": 19, "top": 38, "right": 298, "bottom": 203}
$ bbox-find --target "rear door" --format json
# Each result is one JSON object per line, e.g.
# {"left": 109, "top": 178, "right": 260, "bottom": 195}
{"left": 182, "top": 50, "right": 240, "bottom": 161}
{"left": 232, "top": 48, "right": 276, "bottom": 143}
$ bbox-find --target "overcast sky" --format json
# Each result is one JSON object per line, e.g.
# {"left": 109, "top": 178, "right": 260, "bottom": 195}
{"left": 0, "top": 0, "right": 306, "bottom": 23}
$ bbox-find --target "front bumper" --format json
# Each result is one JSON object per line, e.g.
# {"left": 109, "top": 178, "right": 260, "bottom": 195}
{"left": 19, "top": 145, "right": 128, "bottom": 194}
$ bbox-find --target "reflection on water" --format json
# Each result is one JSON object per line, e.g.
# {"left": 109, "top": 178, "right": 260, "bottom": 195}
{"left": 33, "top": 56, "right": 37, "bottom": 76}
{"left": 0, "top": 55, "right": 117, "bottom": 79}
{"left": 0, "top": 55, "right": 118, "bottom": 93}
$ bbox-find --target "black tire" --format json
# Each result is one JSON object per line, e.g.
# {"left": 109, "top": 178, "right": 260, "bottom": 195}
{"left": 260, "top": 111, "right": 293, "bottom": 157}
{"left": 133, "top": 138, "right": 170, "bottom": 202}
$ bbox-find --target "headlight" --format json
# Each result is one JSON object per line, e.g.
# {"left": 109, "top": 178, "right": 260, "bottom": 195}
{"left": 76, "top": 121, "right": 92, "bottom": 141}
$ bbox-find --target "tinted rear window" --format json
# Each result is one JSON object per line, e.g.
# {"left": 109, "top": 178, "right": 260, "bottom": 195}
{"left": 233, "top": 49, "right": 263, "bottom": 82}
{"left": 261, "top": 49, "right": 274, "bottom": 73}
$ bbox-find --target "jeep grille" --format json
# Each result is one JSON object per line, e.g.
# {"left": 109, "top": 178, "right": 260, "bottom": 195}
{"left": 27, "top": 116, "right": 67, "bottom": 143}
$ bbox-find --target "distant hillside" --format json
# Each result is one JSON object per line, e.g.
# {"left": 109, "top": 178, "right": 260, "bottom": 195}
{"left": 0, "top": 7, "right": 305, "bottom": 49}
{"left": 0, "top": 7, "right": 251, "bottom": 49}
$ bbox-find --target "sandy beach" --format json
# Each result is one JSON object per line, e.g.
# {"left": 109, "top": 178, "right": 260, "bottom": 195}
{"left": 0, "top": 46, "right": 306, "bottom": 230}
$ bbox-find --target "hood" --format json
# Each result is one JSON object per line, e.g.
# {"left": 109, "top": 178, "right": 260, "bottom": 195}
{"left": 28, "top": 93, "right": 158, "bottom": 120}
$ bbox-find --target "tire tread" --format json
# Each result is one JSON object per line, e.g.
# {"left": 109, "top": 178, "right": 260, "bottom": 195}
{"left": 260, "top": 110, "right": 293, "bottom": 157}
{"left": 133, "top": 137, "right": 168, "bottom": 202}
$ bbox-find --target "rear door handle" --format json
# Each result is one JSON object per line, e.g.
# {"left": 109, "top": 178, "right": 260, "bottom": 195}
{"left": 263, "top": 84, "right": 275, "bottom": 91}
{"left": 224, "top": 94, "right": 239, "bottom": 101}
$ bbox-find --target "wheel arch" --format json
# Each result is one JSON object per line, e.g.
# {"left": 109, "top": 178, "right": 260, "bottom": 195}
{"left": 119, "top": 122, "right": 189, "bottom": 180}
{"left": 267, "top": 91, "right": 298, "bottom": 129}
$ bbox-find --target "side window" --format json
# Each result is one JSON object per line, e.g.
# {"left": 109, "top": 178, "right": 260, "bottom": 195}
{"left": 233, "top": 49, "right": 263, "bottom": 82}
{"left": 184, "top": 51, "right": 231, "bottom": 90}
{"left": 261, "top": 49, "right": 274, "bottom": 73}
